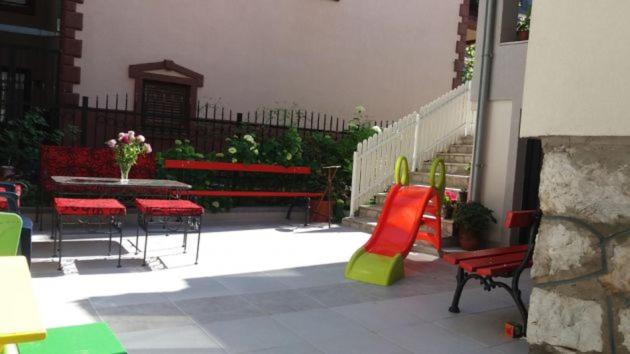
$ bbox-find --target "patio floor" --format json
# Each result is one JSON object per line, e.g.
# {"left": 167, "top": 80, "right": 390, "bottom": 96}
{"left": 28, "top": 217, "right": 531, "bottom": 354}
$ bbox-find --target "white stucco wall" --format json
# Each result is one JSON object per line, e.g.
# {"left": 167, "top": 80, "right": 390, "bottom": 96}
{"left": 75, "top": 0, "right": 461, "bottom": 122}
{"left": 521, "top": 1, "right": 630, "bottom": 137}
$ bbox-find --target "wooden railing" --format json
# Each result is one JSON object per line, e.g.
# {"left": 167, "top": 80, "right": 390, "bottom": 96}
{"left": 349, "top": 83, "right": 474, "bottom": 215}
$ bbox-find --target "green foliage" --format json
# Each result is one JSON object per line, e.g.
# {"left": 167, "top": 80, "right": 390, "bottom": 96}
{"left": 261, "top": 127, "right": 303, "bottom": 166}
{"left": 516, "top": 2, "right": 531, "bottom": 32}
{"left": 453, "top": 202, "right": 497, "bottom": 234}
{"left": 462, "top": 44, "right": 475, "bottom": 83}
{"left": 0, "top": 110, "right": 63, "bottom": 177}
{"left": 225, "top": 134, "right": 260, "bottom": 164}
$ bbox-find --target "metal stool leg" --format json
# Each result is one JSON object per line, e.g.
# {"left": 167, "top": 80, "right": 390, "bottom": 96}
{"left": 142, "top": 219, "right": 150, "bottom": 267}
{"left": 195, "top": 216, "right": 202, "bottom": 265}
{"left": 117, "top": 217, "right": 123, "bottom": 268}
{"left": 57, "top": 216, "right": 64, "bottom": 271}
{"left": 182, "top": 217, "right": 189, "bottom": 253}
{"left": 107, "top": 216, "right": 113, "bottom": 256}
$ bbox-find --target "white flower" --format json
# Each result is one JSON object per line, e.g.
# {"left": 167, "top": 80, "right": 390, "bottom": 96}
{"left": 355, "top": 105, "right": 366, "bottom": 115}
{"left": 136, "top": 135, "right": 146, "bottom": 143}
{"left": 286, "top": 153, "right": 292, "bottom": 161}
{"left": 127, "top": 131, "right": 135, "bottom": 139}
{"left": 231, "top": 158, "right": 238, "bottom": 163}
{"left": 253, "top": 149, "right": 259, "bottom": 155}
{"left": 118, "top": 132, "right": 125, "bottom": 139}
{"left": 105, "top": 139, "right": 117, "bottom": 148}
{"left": 371, "top": 125, "right": 382, "bottom": 134}
{"left": 228, "top": 147, "right": 237, "bottom": 154}
{"left": 243, "top": 134, "right": 255, "bottom": 143}
{"left": 211, "top": 201, "right": 220, "bottom": 208}
{"left": 144, "top": 143, "right": 152, "bottom": 154}
{"left": 215, "top": 153, "right": 224, "bottom": 158}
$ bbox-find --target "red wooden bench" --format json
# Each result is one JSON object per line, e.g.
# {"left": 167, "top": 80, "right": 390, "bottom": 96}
{"left": 443, "top": 209, "right": 542, "bottom": 336}
{"left": 164, "top": 160, "right": 324, "bottom": 225}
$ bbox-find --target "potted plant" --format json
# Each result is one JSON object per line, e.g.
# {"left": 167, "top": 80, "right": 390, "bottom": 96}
{"left": 453, "top": 201, "right": 497, "bottom": 250}
{"left": 516, "top": 6, "right": 530, "bottom": 40}
{"left": 442, "top": 195, "right": 455, "bottom": 219}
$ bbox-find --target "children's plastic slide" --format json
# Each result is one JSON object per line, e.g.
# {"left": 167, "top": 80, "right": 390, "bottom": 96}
{"left": 345, "top": 156, "right": 444, "bottom": 286}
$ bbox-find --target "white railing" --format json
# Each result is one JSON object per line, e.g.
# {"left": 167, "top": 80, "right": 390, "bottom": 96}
{"left": 349, "top": 82, "right": 475, "bottom": 216}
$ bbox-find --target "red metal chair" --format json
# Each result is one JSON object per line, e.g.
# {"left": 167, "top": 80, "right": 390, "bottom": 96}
{"left": 134, "top": 198, "right": 204, "bottom": 266}
{"left": 53, "top": 198, "right": 127, "bottom": 270}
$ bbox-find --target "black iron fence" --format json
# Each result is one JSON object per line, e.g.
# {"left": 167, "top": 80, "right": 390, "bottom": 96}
{"left": 58, "top": 95, "right": 390, "bottom": 153}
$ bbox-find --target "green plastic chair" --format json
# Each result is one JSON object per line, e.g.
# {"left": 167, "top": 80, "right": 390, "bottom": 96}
{"left": 18, "top": 322, "right": 127, "bottom": 354}
{"left": 0, "top": 212, "right": 22, "bottom": 256}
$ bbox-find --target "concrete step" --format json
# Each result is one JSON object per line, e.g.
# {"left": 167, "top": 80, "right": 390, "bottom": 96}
{"left": 373, "top": 185, "right": 463, "bottom": 205}
{"left": 342, "top": 216, "right": 378, "bottom": 234}
{"left": 419, "top": 162, "right": 470, "bottom": 175}
{"left": 434, "top": 152, "right": 472, "bottom": 164}
{"left": 447, "top": 144, "right": 473, "bottom": 154}
{"left": 458, "top": 135, "right": 474, "bottom": 145}
{"left": 410, "top": 172, "right": 469, "bottom": 189}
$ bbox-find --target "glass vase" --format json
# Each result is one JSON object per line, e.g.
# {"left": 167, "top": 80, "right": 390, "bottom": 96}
{"left": 119, "top": 164, "right": 132, "bottom": 184}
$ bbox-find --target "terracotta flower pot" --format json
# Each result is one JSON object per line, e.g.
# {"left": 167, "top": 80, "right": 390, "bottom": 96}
{"left": 517, "top": 30, "right": 529, "bottom": 41}
{"left": 458, "top": 229, "right": 481, "bottom": 250}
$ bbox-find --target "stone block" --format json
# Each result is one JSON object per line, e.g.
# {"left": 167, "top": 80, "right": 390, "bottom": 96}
{"left": 528, "top": 287, "right": 605, "bottom": 353}
{"left": 531, "top": 219, "right": 601, "bottom": 283}
{"left": 539, "top": 137, "right": 630, "bottom": 225}
{"left": 600, "top": 236, "right": 630, "bottom": 294}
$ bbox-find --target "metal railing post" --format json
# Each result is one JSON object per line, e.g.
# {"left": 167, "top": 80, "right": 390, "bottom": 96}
{"left": 80, "top": 96, "right": 88, "bottom": 146}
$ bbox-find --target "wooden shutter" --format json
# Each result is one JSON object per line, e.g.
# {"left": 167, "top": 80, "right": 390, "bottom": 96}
{"left": 142, "top": 80, "right": 190, "bottom": 127}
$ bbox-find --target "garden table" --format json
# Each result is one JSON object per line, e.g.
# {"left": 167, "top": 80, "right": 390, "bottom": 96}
{"left": 50, "top": 176, "right": 191, "bottom": 198}
{"left": 0, "top": 256, "right": 46, "bottom": 353}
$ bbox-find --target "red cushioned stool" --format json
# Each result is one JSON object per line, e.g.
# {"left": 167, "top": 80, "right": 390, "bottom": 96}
{"left": 134, "top": 199, "right": 204, "bottom": 266}
{"left": 53, "top": 198, "right": 127, "bottom": 270}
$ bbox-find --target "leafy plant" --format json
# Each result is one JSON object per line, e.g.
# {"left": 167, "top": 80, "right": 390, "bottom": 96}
{"left": 0, "top": 110, "right": 63, "bottom": 177}
{"left": 225, "top": 134, "right": 260, "bottom": 164}
{"left": 453, "top": 202, "right": 497, "bottom": 234}
{"left": 516, "top": 2, "right": 531, "bottom": 32}
{"left": 261, "top": 127, "right": 303, "bottom": 166}
{"left": 462, "top": 44, "right": 475, "bottom": 83}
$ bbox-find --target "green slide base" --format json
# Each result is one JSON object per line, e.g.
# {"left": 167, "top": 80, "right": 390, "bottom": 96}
{"left": 18, "top": 322, "right": 127, "bottom": 354}
{"left": 345, "top": 248, "right": 405, "bottom": 286}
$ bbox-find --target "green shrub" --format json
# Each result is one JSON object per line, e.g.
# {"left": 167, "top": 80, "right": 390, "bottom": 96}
{"left": 453, "top": 202, "right": 497, "bottom": 234}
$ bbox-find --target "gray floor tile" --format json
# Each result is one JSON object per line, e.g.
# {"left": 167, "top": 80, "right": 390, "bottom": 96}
{"left": 242, "top": 289, "right": 324, "bottom": 315}
{"left": 490, "top": 338, "right": 530, "bottom": 353}
{"left": 201, "top": 316, "right": 304, "bottom": 353}
{"left": 175, "top": 295, "right": 265, "bottom": 324}
{"left": 90, "top": 292, "right": 170, "bottom": 310}
{"left": 215, "top": 273, "right": 291, "bottom": 294}
{"left": 310, "top": 332, "right": 412, "bottom": 354}
{"left": 165, "top": 277, "right": 235, "bottom": 301}
{"left": 332, "top": 301, "right": 425, "bottom": 331}
{"left": 377, "top": 321, "right": 489, "bottom": 354}
{"left": 96, "top": 301, "right": 195, "bottom": 333}
{"left": 298, "top": 283, "right": 381, "bottom": 307}
{"left": 434, "top": 307, "right": 524, "bottom": 347}
{"left": 272, "top": 309, "right": 372, "bottom": 341}
{"left": 249, "top": 342, "right": 323, "bottom": 354}
{"left": 118, "top": 324, "right": 224, "bottom": 353}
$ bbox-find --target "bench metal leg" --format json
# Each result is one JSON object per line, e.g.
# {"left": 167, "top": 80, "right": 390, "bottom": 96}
{"left": 449, "top": 267, "right": 470, "bottom": 313}
{"left": 304, "top": 197, "right": 310, "bottom": 226}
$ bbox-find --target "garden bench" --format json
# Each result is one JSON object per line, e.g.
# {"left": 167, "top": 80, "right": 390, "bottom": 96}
{"left": 443, "top": 209, "right": 541, "bottom": 336}
{"left": 164, "top": 160, "right": 324, "bottom": 225}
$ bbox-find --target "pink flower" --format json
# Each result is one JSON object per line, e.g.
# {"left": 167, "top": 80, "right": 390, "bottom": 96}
{"left": 105, "top": 139, "right": 117, "bottom": 148}
{"left": 118, "top": 132, "right": 125, "bottom": 139}
{"left": 136, "top": 135, "right": 146, "bottom": 143}
{"left": 127, "top": 131, "right": 135, "bottom": 139}
{"left": 144, "top": 143, "right": 152, "bottom": 154}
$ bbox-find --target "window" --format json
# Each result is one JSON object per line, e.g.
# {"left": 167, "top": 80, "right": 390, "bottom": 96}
{"left": 0, "top": 68, "right": 29, "bottom": 122}
{"left": 0, "top": 0, "right": 34, "bottom": 14}
{"left": 142, "top": 80, "right": 190, "bottom": 126}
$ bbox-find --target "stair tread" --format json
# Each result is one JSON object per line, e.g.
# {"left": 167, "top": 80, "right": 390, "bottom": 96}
{"left": 411, "top": 172, "right": 470, "bottom": 178}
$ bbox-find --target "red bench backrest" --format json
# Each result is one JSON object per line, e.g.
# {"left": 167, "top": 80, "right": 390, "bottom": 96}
{"left": 163, "top": 159, "right": 312, "bottom": 175}
{"left": 40, "top": 145, "right": 156, "bottom": 191}
{"left": 504, "top": 210, "right": 538, "bottom": 229}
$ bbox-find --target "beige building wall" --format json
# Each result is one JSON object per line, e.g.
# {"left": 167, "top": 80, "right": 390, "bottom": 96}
{"left": 75, "top": 0, "right": 461, "bottom": 121}
{"left": 521, "top": 0, "right": 630, "bottom": 137}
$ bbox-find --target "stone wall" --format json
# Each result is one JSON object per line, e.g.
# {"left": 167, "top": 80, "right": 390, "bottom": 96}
{"left": 528, "top": 136, "right": 630, "bottom": 354}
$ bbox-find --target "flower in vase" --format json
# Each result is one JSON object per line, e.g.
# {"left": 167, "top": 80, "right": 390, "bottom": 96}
{"left": 144, "top": 143, "right": 152, "bottom": 154}
{"left": 127, "top": 131, "right": 135, "bottom": 139}
{"left": 105, "top": 139, "right": 117, "bottom": 148}
{"left": 136, "top": 135, "right": 146, "bottom": 143}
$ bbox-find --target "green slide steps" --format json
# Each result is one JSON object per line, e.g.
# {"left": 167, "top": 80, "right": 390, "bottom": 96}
{"left": 345, "top": 248, "right": 404, "bottom": 286}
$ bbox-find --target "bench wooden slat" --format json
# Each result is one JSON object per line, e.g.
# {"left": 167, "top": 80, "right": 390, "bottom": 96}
{"left": 459, "top": 252, "right": 526, "bottom": 273}
{"left": 179, "top": 190, "right": 324, "bottom": 198}
{"left": 476, "top": 260, "right": 533, "bottom": 277}
{"left": 442, "top": 245, "right": 528, "bottom": 265}
{"left": 164, "top": 160, "right": 312, "bottom": 174}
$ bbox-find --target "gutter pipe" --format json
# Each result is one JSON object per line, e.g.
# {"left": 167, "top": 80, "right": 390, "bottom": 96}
{"left": 470, "top": 0, "right": 496, "bottom": 201}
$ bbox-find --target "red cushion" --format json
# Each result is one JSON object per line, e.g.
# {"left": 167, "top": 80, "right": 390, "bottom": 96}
{"left": 40, "top": 145, "right": 156, "bottom": 192}
{"left": 0, "top": 184, "right": 22, "bottom": 210}
{"left": 54, "top": 198, "right": 126, "bottom": 216}
{"left": 135, "top": 199, "right": 204, "bottom": 216}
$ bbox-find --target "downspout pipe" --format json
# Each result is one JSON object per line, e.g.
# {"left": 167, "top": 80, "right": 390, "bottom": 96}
{"left": 470, "top": 0, "right": 496, "bottom": 202}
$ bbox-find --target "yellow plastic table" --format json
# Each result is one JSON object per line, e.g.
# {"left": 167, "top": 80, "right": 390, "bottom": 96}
{"left": 0, "top": 256, "right": 46, "bottom": 353}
